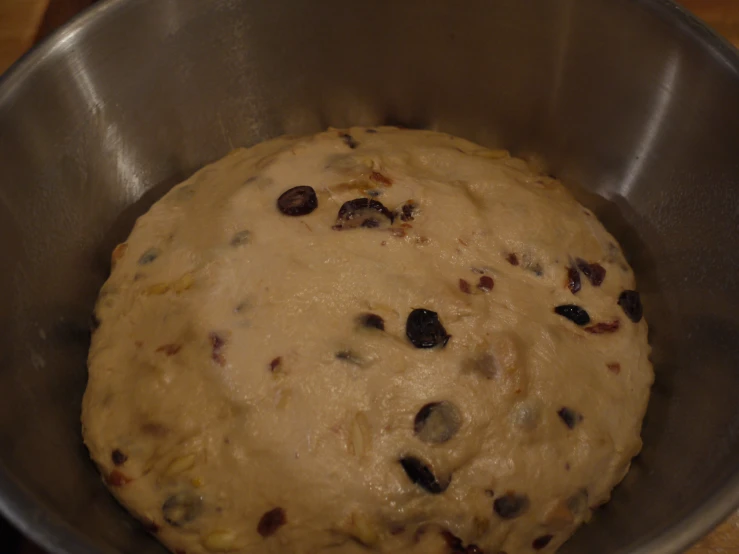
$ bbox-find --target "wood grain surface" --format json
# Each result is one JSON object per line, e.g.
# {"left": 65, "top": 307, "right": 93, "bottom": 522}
{"left": 0, "top": 0, "right": 737, "bottom": 552}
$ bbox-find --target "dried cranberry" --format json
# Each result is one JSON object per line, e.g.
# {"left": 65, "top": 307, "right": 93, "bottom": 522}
{"left": 532, "top": 535, "right": 554, "bottom": 550}
{"left": 269, "top": 357, "right": 282, "bottom": 371}
{"left": 607, "top": 362, "right": 621, "bottom": 374}
{"left": 257, "top": 507, "right": 287, "bottom": 537}
{"left": 106, "top": 470, "right": 131, "bottom": 487}
{"left": 339, "top": 132, "right": 359, "bottom": 149}
{"left": 209, "top": 332, "right": 226, "bottom": 366}
{"left": 414, "top": 402, "right": 462, "bottom": 444}
{"left": 618, "top": 290, "right": 643, "bottom": 323}
{"left": 493, "top": 492, "right": 530, "bottom": 519}
{"left": 399, "top": 456, "right": 450, "bottom": 494}
{"left": 459, "top": 279, "right": 472, "bottom": 294}
{"left": 358, "top": 313, "right": 385, "bottom": 330}
{"left": 477, "top": 276, "right": 494, "bottom": 292}
{"left": 576, "top": 259, "right": 606, "bottom": 286}
{"left": 156, "top": 343, "right": 182, "bottom": 356}
{"left": 276, "top": 186, "right": 318, "bottom": 216}
{"left": 406, "top": 308, "right": 450, "bottom": 348}
{"left": 370, "top": 171, "right": 393, "bottom": 185}
{"left": 557, "top": 407, "right": 583, "bottom": 429}
{"left": 585, "top": 320, "right": 620, "bottom": 334}
{"left": 162, "top": 492, "right": 203, "bottom": 527}
{"left": 111, "top": 449, "right": 127, "bottom": 466}
{"left": 333, "top": 198, "right": 394, "bottom": 230}
{"left": 554, "top": 305, "right": 590, "bottom": 326}
{"left": 567, "top": 267, "right": 581, "bottom": 294}
{"left": 506, "top": 253, "right": 519, "bottom": 266}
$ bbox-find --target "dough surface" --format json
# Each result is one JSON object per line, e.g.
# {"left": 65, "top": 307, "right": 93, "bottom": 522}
{"left": 82, "top": 127, "right": 653, "bottom": 554}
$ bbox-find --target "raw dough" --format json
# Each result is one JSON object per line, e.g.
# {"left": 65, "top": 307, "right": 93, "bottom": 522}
{"left": 82, "top": 127, "right": 653, "bottom": 554}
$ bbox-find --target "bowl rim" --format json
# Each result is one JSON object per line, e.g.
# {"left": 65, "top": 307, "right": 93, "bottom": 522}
{"left": 0, "top": 0, "right": 738, "bottom": 553}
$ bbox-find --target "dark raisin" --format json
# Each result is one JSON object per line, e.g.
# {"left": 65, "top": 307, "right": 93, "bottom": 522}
{"left": 553, "top": 305, "right": 590, "bottom": 326}
{"left": 506, "top": 253, "right": 519, "bottom": 266}
{"left": 276, "top": 186, "right": 318, "bottom": 216}
{"left": 399, "top": 201, "right": 417, "bottom": 222}
{"left": 230, "top": 230, "right": 251, "bottom": 246}
{"left": 138, "top": 248, "right": 161, "bottom": 265}
{"left": 532, "top": 535, "right": 554, "bottom": 550}
{"left": 257, "top": 507, "right": 287, "bottom": 537}
{"left": 618, "top": 290, "right": 643, "bottom": 323}
{"left": 493, "top": 492, "right": 530, "bottom": 519}
{"left": 477, "top": 276, "right": 494, "bottom": 292}
{"left": 557, "top": 407, "right": 583, "bottom": 429}
{"left": 357, "top": 313, "right": 385, "bottom": 330}
{"left": 441, "top": 530, "right": 464, "bottom": 552}
{"left": 406, "top": 308, "right": 450, "bottom": 349}
{"left": 340, "top": 132, "right": 359, "bottom": 149}
{"left": 162, "top": 492, "right": 203, "bottom": 527}
{"left": 333, "top": 198, "right": 394, "bottom": 230}
{"left": 111, "top": 449, "right": 128, "bottom": 466}
{"left": 585, "top": 320, "right": 620, "bottom": 334}
{"left": 567, "top": 267, "right": 581, "bottom": 294}
{"left": 576, "top": 259, "right": 606, "bottom": 286}
{"left": 269, "top": 357, "right": 282, "bottom": 371}
{"left": 414, "top": 402, "right": 462, "bottom": 444}
{"left": 459, "top": 279, "right": 472, "bottom": 294}
{"left": 399, "top": 456, "right": 450, "bottom": 494}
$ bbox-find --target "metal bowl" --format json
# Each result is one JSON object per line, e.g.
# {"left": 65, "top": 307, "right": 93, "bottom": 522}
{"left": 0, "top": 0, "right": 737, "bottom": 552}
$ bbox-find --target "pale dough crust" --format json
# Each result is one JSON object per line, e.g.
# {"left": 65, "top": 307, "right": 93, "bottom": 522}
{"left": 82, "top": 127, "right": 653, "bottom": 554}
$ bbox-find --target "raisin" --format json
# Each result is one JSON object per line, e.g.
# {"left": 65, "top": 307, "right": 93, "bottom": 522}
{"left": 618, "top": 290, "right": 643, "bottom": 323}
{"left": 477, "top": 276, "right": 494, "bottom": 292}
{"left": 336, "top": 350, "right": 363, "bottom": 366}
{"left": 230, "top": 230, "right": 251, "bottom": 246}
{"left": 607, "top": 362, "right": 621, "bottom": 374}
{"left": 414, "top": 402, "right": 462, "bottom": 444}
{"left": 111, "top": 449, "right": 128, "bottom": 466}
{"left": 276, "top": 186, "right": 318, "bottom": 216}
{"left": 406, "top": 308, "right": 450, "bottom": 349}
{"left": 210, "top": 332, "right": 226, "bottom": 366}
{"left": 340, "top": 132, "right": 359, "bottom": 149}
{"left": 357, "top": 313, "right": 385, "bottom": 330}
{"left": 162, "top": 492, "right": 203, "bottom": 527}
{"left": 576, "top": 259, "right": 606, "bottom": 286}
{"left": 585, "top": 320, "right": 620, "bottom": 334}
{"left": 333, "top": 198, "right": 394, "bottom": 230}
{"left": 553, "top": 305, "right": 590, "bottom": 326}
{"left": 557, "top": 407, "right": 583, "bottom": 429}
{"left": 459, "top": 279, "right": 472, "bottom": 294}
{"left": 399, "top": 201, "right": 417, "bottom": 222}
{"left": 532, "top": 535, "right": 554, "bottom": 550}
{"left": 257, "top": 507, "right": 287, "bottom": 537}
{"left": 462, "top": 353, "right": 496, "bottom": 379}
{"left": 399, "top": 456, "right": 450, "bottom": 494}
{"left": 567, "top": 267, "right": 581, "bottom": 294}
{"left": 506, "top": 253, "right": 519, "bottom": 266}
{"left": 493, "top": 492, "right": 530, "bottom": 519}
{"left": 138, "top": 248, "right": 161, "bottom": 265}
{"left": 269, "top": 357, "right": 282, "bottom": 371}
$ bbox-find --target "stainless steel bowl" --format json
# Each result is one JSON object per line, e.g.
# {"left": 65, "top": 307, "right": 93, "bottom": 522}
{"left": 0, "top": 1, "right": 738, "bottom": 552}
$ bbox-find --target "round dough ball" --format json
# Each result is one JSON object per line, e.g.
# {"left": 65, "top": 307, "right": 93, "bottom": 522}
{"left": 82, "top": 127, "right": 653, "bottom": 554}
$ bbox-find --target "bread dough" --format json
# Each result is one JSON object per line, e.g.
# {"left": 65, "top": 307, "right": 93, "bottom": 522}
{"left": 82, "top": 127, "right": 653, "bottom": 554}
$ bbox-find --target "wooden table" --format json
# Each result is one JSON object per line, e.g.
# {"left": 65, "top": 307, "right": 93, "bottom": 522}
{"left": 0, "top": 0, "right": 738, "bottom": 552}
